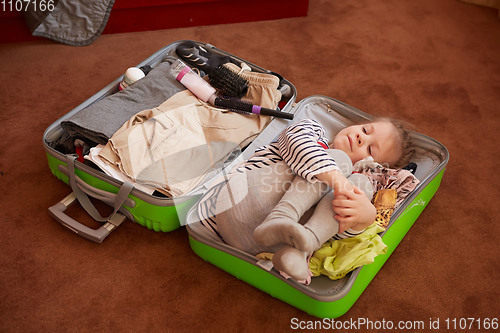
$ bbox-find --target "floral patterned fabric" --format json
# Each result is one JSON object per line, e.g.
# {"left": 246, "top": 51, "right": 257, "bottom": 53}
{"left": 353, "top": 157, "right": 420, "bottom": 208}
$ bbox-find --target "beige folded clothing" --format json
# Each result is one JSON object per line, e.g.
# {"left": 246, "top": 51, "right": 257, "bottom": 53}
{"left": 97, "top": 66, "right": 282, "bottom": 197}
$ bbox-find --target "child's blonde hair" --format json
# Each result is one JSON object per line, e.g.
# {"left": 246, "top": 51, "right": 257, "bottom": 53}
{"left": 378, "top": 117, "right": 416, "bottom": 168}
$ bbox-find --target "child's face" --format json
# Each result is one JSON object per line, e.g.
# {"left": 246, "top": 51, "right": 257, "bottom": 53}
{"left": 332, "top": 121, "right": 401, "bottom": 166}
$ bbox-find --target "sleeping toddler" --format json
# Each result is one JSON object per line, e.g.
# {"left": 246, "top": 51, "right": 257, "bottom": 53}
{"left": 215, "top": 118, "right": 415, "bottom": 280}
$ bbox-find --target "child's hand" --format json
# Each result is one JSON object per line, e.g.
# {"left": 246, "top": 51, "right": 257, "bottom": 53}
{"left": 332, "top": 186, "right": 377, "bottom": 233}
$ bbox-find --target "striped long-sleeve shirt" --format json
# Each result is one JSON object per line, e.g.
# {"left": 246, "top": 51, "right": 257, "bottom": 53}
{"left": 234, "top": 119, "right": 339, "bottom": 180}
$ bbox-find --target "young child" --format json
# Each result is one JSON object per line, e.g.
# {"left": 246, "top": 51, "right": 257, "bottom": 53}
{"left": 214, "top": 118, "right": 414, "bottom": 280}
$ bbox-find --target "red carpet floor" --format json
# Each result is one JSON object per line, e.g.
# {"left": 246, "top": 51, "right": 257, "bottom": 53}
{"left": 0, "top": 0, "right": 499, "bottom": 332}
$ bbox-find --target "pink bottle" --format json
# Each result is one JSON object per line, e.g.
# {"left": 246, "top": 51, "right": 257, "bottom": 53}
{"left": 171, "top": 59, "right": 216, "bottom": 104}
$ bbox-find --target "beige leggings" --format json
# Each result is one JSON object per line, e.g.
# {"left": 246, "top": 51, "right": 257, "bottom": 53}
{"left": 215, "top": 150, "right": 374, "bottom": 255}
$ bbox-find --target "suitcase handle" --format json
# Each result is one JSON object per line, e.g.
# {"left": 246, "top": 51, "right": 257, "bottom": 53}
{"left": 48, "top": 155, "right": 135, "bottom": 243}
{"left": 48, "top": 193, "right": 126, "bottom": 243}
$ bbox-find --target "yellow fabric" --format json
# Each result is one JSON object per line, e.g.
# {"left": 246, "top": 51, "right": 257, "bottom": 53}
{"left": 309, "top": 224, "right": 387, "bottom": 280}
{"left": 255, "top": 252, "right": 274, "bottom": 261}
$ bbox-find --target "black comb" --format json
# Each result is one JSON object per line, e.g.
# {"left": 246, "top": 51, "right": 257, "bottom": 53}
{"left": 214, "top": 96, "right": 293, "bottom": 120}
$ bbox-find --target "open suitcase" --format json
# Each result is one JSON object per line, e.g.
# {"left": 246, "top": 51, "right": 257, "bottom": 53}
{"left": 43, "top": 40, "right": 297, "bottom": 243}
{"left": 43, "top": 40, "right": 449, "bottom": 318}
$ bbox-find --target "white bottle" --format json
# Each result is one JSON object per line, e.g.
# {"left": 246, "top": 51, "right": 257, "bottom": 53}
{"left": 119, "top": 67, "right": 145, "bottom": 90}
{"left": 171, "top": 59, "right": 216, "bottom": 104}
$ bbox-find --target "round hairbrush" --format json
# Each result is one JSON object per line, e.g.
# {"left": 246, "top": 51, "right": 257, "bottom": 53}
{"left": 209, "top": 65, "right": 249, "bottom": 98}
